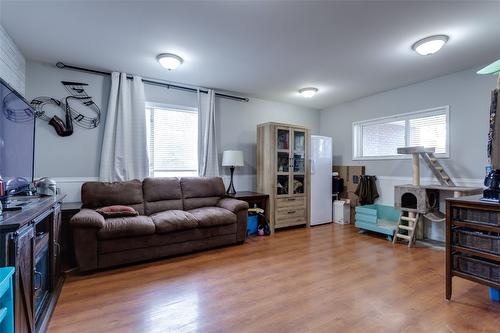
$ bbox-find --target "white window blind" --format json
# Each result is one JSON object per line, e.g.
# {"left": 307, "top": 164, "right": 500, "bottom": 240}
{"left": 361, "top": 120, "right": 406, "bottom": 157}
{"left": 353, "top": 106, "right": 449, "bottom": 160}
{"left": 146, "top": 104, "right": 198, "bottom": 177}
{"left": 409, "top": 113, "right": 447, "bottom": 154}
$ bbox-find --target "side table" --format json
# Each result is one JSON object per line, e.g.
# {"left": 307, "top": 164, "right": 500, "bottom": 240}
{"left": 227, "top": 191, "right": 270, "bottom": 227}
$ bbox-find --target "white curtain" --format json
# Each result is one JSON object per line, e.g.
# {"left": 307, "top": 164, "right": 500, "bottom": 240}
{"left": 99, "top": 72, "right": 149, "bottom": 181}
{"left": 197, "top": 89, "right": 219, "bottom": 176}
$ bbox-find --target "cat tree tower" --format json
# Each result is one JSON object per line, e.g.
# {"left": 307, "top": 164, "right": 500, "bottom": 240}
{"left": 393, "top": 146, "right": 482, "bottom": 246}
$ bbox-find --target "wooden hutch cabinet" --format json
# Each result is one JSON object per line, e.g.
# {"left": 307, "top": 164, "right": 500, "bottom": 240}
{"left": 257, "top": 122, "right": 310, "bottom": 232}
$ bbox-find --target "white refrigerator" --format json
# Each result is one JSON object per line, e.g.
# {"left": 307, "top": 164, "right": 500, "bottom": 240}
{"left": 310, "top": 135, "right": 333, "bottom": 226}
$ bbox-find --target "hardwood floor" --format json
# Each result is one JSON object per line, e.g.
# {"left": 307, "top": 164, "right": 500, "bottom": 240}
{"left": 49, "top": 224, "right": 500, "bottom": 333}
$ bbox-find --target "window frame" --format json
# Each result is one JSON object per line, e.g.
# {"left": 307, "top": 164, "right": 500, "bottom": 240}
{"left": 145, "top": 102, "right": 199, "bottom": 177}
{"left": 352, "top": 106, "right": 450, "bottom": 161}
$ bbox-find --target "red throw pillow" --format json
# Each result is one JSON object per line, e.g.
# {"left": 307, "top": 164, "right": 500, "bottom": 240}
{"left": 96, "top": 205, "right": 138, "bottom": 218}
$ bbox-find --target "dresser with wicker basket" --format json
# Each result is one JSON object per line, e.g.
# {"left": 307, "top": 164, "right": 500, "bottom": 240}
{"left": 446, "top": 195, "right": 500, "bottom": 300}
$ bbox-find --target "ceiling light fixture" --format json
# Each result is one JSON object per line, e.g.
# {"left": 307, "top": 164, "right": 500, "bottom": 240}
{"left": 412, "top": 35, "right": 449, "bottom": 56}
{"left": 299, "top": 87, "right": 318, "bottom": 98}
{"left": 477, "top": 59, "right": 500, "bottom": 75}
{"left": 157, "top": 53, "right": 184, "bottom": 70}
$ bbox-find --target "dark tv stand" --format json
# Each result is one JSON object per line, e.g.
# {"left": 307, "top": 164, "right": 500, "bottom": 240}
{"left": 0, "top": 194, "right": 65, "bottom": 333}
{"left": 2, "top": 195, "right": 40, "bottom": 211}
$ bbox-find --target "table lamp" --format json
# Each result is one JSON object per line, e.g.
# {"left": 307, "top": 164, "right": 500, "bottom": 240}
{"left": 222, "top": 150, "right": 244, "bottom": 195}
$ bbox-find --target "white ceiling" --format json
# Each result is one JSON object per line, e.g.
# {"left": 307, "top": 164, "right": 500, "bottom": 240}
{"left": 1, "top": 1, "right": 500, "bottom": 110}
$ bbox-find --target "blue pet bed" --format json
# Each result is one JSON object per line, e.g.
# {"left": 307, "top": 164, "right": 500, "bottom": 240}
{"left": 355, "top": 204, "right": 400, "bottom": 240}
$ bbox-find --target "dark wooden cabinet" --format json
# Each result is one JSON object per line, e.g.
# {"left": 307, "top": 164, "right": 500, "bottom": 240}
{"left": 446, "top": 195, "right": 500, "bottom": 300}
{"left": 12, "top": 224, "right": 35, "bottom": 333}
{"left": 51, "top": 204, "right": 62, "bottom": 290}
{"left": 0, "top": 194, "right": 65, "bottom": 333}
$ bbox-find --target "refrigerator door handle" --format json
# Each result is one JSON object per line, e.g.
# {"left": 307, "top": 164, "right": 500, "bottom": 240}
{"left": 311, "top": 159, "right": 316, "bottom": 174}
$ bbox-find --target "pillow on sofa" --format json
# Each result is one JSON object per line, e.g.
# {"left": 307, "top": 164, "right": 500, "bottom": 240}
{"left": 96, "top": 205, "right": 139, "bottom": 218}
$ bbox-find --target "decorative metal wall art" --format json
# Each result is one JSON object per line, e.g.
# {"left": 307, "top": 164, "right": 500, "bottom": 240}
{"left": 2, "top": 92, "right": 36, "bottom": 122}
{"left": 30, "top": 81, "right": 101, "bottom": 137}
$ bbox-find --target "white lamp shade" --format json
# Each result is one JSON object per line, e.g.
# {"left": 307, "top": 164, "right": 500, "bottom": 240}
{"left": 222, "top": 150, "right": 244, "bottom": 167}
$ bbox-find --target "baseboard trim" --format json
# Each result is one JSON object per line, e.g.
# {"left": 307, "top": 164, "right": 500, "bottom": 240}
{"left": 376, "top": 175, "right": 483, "bottom": 184}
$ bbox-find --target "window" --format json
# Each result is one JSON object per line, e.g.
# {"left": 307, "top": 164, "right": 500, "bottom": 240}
{"left": 353, "top": 106, "right": 449, "bottom": 160}
{"left": 146, "top": 103, "right": 198, "bottom": 177}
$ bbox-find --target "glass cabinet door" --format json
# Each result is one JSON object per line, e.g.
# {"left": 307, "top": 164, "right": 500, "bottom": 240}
{"left": 276, "top": 175, "right": 289, "bottom": 196}
{"left": 294, "top": 130, "right": 305, "bottom": 152}
{"left": 292, "top": 130, "right": 305, "bottom": 173}
{"left": 276, "top": 127, "right": 291, "bottom": 196}
{"left": 277, "top": 152, "right": 289, "bottom": 173}
{"left": 291, "top": 130, "right": 306, "bottom": 196}
{"left": 293, "top": 175, "right": 305, "bottom": 194}
{"left": 277, "top": 128, "right": 290, "bottom": 150}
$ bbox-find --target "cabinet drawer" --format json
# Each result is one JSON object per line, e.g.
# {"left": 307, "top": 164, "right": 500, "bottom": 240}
{"left": 276, "top": 197, "right": 305, "bottom": 209}
{"left": 452, "top": 207, "right": 500, "bottom": 227}
{"left": 275, "top": 216, "right": 306, "bottom": 228}
{"left": 453, "top": 254, "right": 500, "bottom": 283}
{"left": 453, "top": 228, "right": 500, "bottom": 255}
{"left": 277, "top": 208, "right": 305, "bottom": 220}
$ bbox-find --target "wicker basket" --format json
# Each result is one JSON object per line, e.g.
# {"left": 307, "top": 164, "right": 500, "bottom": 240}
{"left": 453, "top": 255, "right": 500, "bottom": 283}
{"left": 453, "top": 228, "right": 500, "bottom": 255}
{"left": 452, "top": 208, "right": 500, "bottom": 226}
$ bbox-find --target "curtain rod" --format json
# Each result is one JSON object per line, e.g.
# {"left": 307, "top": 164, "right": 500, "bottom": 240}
{"left": 55, "top": 62, "right": 249, "bottom": 102}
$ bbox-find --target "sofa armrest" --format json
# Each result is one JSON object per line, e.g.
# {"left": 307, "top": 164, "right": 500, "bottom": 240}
{"left": 70, "top": 208, "right": 105, "bottom": 229}
{"left": 217, "top": 198, "right": 249, "bottom": 213}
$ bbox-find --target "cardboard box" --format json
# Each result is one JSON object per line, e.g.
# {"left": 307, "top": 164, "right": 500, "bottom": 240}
{"left": 347, "top": 166, "right": 365, "bottom": 193}
{"left": 348, "top": 192, "right": 359, "bottom": 208}
{"left": 333, "top": 165, "right": 365, "bottom": 198}
{"left": 350, "top": 207, "right": 356, "bottom": 225}
{"left": 333, "top": 165, "right": 348, "bottom": 181}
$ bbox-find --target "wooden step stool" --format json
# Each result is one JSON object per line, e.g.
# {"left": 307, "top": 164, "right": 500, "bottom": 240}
{"left": 393, "top": 210, "right": 420, "bottom": 247}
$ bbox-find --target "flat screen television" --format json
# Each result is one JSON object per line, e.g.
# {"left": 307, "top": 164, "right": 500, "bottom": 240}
{"left": 0, "top": 77, "right": 35, "bottom": 196}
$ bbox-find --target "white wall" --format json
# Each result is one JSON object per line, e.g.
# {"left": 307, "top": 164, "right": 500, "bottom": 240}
{"left": 28, "top": 58, "right": 495, "bottom": 221}
{"left": 320, "top": 67, "right": 497, "bottom": 205}
{"left": 26, "top": 61, "right": 319, "bottom": 202}
{"left": 0, "top": 24, "right": 25, "bottom": 95}
{"left": 320, "top": 67, "right": 498, "bottom": 241}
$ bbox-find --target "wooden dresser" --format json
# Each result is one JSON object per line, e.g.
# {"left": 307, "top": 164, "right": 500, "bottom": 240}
{"left": 256, "top": 122, "right": 310, "bottom": 232}
{"left": 446, "top": 195, "right": 500, "bottom": 300}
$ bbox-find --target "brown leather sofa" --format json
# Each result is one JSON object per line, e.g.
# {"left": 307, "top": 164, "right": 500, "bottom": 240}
{"left": 70, "top": 177, "right": 248, "bottom": 272}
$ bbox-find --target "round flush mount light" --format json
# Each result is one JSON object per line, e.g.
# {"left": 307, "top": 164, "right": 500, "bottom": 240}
{"left": 299, "top": 87, "right": 318, "bottom": 98}
{"left": 412, "top": 35, "right": 449, "bottom": 56}
{"left": 157, "top": 53, "right": 184, "bottom": 70}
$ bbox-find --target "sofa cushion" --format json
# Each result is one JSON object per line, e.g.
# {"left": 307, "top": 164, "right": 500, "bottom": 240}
{"left": 81, "top": 179, "right": 144, "bottom": 215}
{"left": 151, "top": 210, "right": 199, "bottom": 233}
{"left": 98, "top": 224, "right": 238, "bottom": 254}
{"left": 180, "top": 177, "right": 225, "bottom": 210}
{"left": 96, "top": 205, "right": 138, "bottom": 218}
{"left": 143, "top": 177, "right": 183, "bottom": 215}
{"left": 188, "top": 207, "right": 236, "bottom": 227}
{"left": 97, "top": 215, "right": 155, "bottom": 240}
